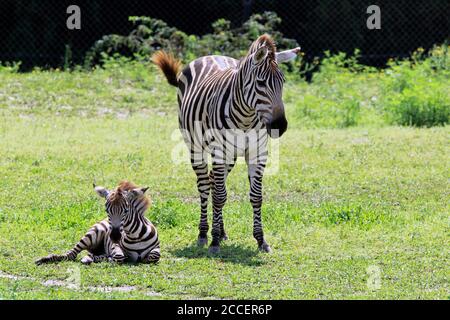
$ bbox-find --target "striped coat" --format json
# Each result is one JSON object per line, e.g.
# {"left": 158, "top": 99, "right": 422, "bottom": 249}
{"left": 36, "top": 181, "right": 159, "bottom": 265}
{"left": 153, "top": 34, "right": 300, "bottom": 253}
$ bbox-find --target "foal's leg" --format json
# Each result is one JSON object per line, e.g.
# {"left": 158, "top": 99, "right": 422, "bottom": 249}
{"left": 142, "top": 246, "right": 161, "bottom": 264}
{"left": 36, "top": 222, "right": 107, "bottom": 265}
{"left": 109, "top": 242, "right": 126, "bottom": 263}
{"left": 81, "top": 253, "right": 109, "bottom": 265}
{"left": 191, "top": 159, "right": 210, "bottom": 246}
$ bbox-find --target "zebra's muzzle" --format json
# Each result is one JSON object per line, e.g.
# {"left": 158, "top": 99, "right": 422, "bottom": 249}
{"left": 110, "top": 227, "right": 122, "bottom": 243}
{"left": 267, "top": 115, "right": 288, "bottom": 138}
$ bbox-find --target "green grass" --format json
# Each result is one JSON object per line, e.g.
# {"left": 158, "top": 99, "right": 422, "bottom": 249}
{"left": 0, "top": 62, "right": 448, "bottom": 299}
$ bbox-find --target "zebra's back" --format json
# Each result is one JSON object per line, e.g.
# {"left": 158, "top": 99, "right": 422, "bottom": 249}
{"left": 177, "top": 55, "right": 239, "bottom": 125}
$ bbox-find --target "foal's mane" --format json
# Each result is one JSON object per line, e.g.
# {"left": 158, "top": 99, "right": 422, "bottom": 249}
{"left": 117, "top": 180, "right": 151, "bottom": 211}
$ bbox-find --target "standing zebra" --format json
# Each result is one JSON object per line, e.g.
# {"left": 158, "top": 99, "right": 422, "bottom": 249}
{"left": 36, "top": 181, "right": 159, "bottom": 265}
{"left": 153, "top": 34, "right": 300, "bottom": 253}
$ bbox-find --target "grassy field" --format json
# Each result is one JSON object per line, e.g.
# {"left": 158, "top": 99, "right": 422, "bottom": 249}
{"left": 0, "top": 61, "right": 448, "bottom": 299}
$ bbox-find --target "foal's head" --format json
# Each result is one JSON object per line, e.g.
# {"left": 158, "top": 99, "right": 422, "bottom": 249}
{"left": 93, "top": 181, "right": 138, "bottom": 242}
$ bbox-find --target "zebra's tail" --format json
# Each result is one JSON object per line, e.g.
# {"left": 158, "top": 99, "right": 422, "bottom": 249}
{"left": 151, "top": 51, "right": 182, "bottom": 87}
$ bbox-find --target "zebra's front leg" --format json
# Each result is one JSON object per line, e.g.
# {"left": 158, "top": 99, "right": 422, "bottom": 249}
{"left": 109, "top": 242, "right": 126, "bottom": 263}
{"left": 192, "top": 161, "right": 210, "bottom": 247}
{"left": 81, "top": 253, "right": 109, "bottom": 265}
{"left": 142, "top": 246, "right": 161, "bottom": 264}
{"left": 209, "top": 162, "right": 228, "bottom": 254}
{"left": 247, "top": 162, "right": 271, "bottom": 253}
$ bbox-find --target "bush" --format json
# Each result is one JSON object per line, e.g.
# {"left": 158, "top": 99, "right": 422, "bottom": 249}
{"left": 381, "top": 44, "right": 450, "bottom": 127}
{"left": 0, "top": 61, "right": 21, "bottom": 73}
{"left": 84, "top": 12, "right": 299, "bottom": 68}
{"left": 290, "top": 50, "right": 377, "bottom": 128}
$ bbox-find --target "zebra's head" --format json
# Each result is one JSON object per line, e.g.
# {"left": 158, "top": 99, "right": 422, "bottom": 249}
{"left": 94, "top": 183, "right": 130, "bottom": 243}
{"left": 242, "top": 35, "right": 300, "bottom": 138}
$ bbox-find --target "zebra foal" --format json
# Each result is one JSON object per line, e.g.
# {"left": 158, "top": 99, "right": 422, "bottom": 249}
{"left": 36, "top": 181, "right": 159, "bottom": 265}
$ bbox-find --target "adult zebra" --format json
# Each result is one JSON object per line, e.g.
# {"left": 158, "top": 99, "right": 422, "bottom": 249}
{"left": 153, "top": 35, "right": 300, "bottom": 253}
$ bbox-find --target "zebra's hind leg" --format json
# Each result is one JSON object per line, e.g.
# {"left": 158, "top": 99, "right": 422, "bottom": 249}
{"left": 191, "top": 160, "right": 210, "bottom": 247}
{"left": 209, "top": 161, "right": 228, "bottom": 254}
{"left": 35, "top": 251, "right": 78, "bottom": 265}
{"left": 36, "top": 221, "right": 108, "bottom": 265}
{"left": 35, "top": 243, "right": 86, "bottom": 265}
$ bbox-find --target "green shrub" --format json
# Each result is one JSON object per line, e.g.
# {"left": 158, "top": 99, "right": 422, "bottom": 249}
{"left": 84, "top": 12, "right": 299, "bottom": 68}
{"left": 381, "top": 44, "right": 450, "bottom": 127}
{"left": 290, "top": 50, "right": 377, "bottom": 128}
{"left": 0, "top": 61, "right": 21, "bottom": 73}
{"left": 384, "top": 86, "right": 449, "bottom": 127}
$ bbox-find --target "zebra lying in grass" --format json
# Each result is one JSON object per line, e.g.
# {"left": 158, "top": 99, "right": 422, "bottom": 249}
{"left": 35, "top": 181, "right": 160, "bottom": 265}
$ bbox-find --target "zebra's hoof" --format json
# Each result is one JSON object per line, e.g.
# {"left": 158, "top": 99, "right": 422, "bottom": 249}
{"left": 208, "top": 245, "right": 220, "bottom": 254}
{"left": 81, "top": 256, "right": 93, "bottom": 265}
{"left": 197, "top": 237, "right": 208, "bottom": 247}
{"left": 259, "top": 243, "right": 272, "bottom": 253}
{"left": 35, "top": 258, "right": 44, "bottom": 265}
{"left": 111, "top": 256, "right": 125, "bottom": 264}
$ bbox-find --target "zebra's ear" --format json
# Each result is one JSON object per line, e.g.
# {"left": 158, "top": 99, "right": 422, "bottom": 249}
{"left": 94, "top": 186, "right": 109, "bottom": 198}
{"left": 253, "top": 46, "right": 269, "bottom": 65}
{"left": 130, "top": 187, "right": 148, "bottom": 196}
{"left": 275, "top": 47, "right": 301, "bottom": 63}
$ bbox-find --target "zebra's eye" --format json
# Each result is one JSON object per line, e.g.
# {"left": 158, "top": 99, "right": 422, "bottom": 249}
{"left": 256, "top": 79, "right": 266, "bottom": 87}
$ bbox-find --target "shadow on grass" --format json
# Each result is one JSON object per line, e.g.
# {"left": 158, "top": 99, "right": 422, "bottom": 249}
{"left": 170, "top": 243, "right": 265, "bottom": 266}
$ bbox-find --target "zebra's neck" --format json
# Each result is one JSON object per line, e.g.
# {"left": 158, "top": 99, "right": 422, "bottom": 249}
{"left": 122, "top": 199, "right": 150, "bottom": 239}
{"left": 225, "top": 63, "right": 259, "bottom": 130}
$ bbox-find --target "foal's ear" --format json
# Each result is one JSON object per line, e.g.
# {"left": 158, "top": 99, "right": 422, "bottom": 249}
{"left": 253, "top": 46, "right": 269, "bottom": 65}
{"left": 93, "top": 185, "right": 109, "bottom": 198}
{"left": 130, "top": 187, "right": 149, "bottom": 197}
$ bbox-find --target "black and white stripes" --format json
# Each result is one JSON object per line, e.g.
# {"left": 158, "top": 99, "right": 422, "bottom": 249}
{"left": 36, "top": 181, "right": 160, "bottom": 265}
{"left": 153, "top": 34, "right": 300, "bottom": 253}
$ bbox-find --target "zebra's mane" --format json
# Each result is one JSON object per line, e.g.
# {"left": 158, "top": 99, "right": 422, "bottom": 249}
{"left": 107, "top": 180, "right": 137, "bottom": 206}
{"left": 117, "top": 180, "right": 138, "bottom": 191}
{"left": 249, "top": 34, "right": 277, "bottom": 60}
{"left": 247, "top": 34, "right": 280, "bottom": 72}
{"left": 108, "top": 189, "right": 127, "bottom": 206}
{"left": 118, "top": 180, "right": 151, "bottom": 211}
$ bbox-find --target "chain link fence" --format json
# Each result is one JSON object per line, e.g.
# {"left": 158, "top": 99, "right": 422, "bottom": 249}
{"left": 0, "top": 0, "right": 448, "bottom": 70}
